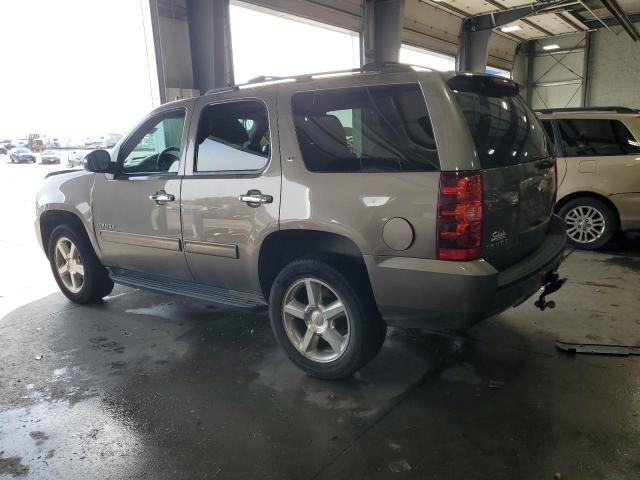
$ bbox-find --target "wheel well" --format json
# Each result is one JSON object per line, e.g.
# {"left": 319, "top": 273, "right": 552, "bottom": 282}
{"left": 39, "top": 210, "right": 87, "bottom": 258}
{"left": 258, "top": 230, "right": 370, "bottom": 300}
{"left": 555, "top": 192, "right": 620, "bottom": 226}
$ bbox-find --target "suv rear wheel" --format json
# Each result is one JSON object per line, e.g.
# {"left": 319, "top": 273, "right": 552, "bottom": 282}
{"left": 48, "top": 225, "right": 114, "bottom": 303}
{"left": 269, "top": 259, "right": 386, "bottom": 380}
{"left": 558, "top": 197, "right": 617, "bottom": 249}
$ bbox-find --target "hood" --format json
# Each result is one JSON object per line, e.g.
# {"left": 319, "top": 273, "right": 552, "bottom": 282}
{"left": 45, "top": 168, "right": 84, "bottom": 179}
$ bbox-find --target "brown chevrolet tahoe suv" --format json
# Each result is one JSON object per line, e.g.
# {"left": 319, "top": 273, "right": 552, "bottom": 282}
{"left": 35, "top": 64, "right": 566, "bottom": 379}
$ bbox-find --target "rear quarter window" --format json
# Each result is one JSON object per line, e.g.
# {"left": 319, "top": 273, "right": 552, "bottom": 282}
{"left": 448, "top": 76, "right": 550, "bottom": 169}
{"left": 291, "top": 84, "right": 439, "bottom": 173}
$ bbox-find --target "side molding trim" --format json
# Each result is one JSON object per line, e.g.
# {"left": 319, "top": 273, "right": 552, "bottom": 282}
{"left": 184, "top": 240, "right": 239, "bottom": 259}
{"left": 99, "top": 230, "right": 181, "bottom": 251}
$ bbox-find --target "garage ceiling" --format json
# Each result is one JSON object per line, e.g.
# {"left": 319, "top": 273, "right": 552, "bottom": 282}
{"left": 426, "top": 0, "right": 640, "bottom": 41}
{"left": 155, "top": 0, "right": 640, "bottom": 75}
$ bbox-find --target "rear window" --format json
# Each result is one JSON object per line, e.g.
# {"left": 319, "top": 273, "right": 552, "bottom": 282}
{"left": 292, "top": 84, "right": 439, "bottom": 172}
{"left": 448, "top": 76, "right": 550, "bottom": 169}
{"left": 556, "top": 119, "right": 640, "bottom": 157}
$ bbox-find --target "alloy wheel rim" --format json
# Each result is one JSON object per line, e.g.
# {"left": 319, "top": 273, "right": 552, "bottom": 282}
{"left": 565, "top": 206, "right": 606, "bottom": 244}
{"left": 54, "top": 237, "right": 85, "bottom": 293}
{"left": 282, "top": 277, "right": 350, "bottom": 363}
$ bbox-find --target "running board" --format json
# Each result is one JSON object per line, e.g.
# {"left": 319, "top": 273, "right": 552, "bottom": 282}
{"left": 108, "top": 268, "right": 267, "bottom": 309}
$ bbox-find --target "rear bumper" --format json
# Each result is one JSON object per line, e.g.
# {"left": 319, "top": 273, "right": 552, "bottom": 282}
{"left": 365, "top": 215, "right": 567, "bottom": 329}
{"left": 610, "top": 192, "right": 640, "bottom": 231}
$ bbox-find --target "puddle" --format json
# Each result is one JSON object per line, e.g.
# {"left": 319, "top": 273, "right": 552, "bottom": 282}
{"left": 254, "top": 340, "right": 434, "bottom": 419}
{"left": 0, "top": 398, "right": 146, "bottom": 479}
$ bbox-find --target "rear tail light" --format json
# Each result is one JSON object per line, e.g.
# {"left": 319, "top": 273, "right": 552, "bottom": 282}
{"left": 437, "top": 171, "right": 483, "bottom": 261}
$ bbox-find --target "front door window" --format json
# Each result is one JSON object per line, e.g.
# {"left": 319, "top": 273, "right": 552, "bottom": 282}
{"left": 119, "top": 110, "right": 186, "bottom": 175}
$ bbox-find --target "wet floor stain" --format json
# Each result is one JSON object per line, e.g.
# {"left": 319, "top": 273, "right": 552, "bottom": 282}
{"left": 0, "top": 453, "right": 29, "bottom": 477}
{"left": 603, "top": 255, "right": 640, "bottom": 273}
{"left": 28, "top": 431, "right": 49, "bottom": 446}
{"left": 88, "top": 337, "right": 124, "bottom": 354}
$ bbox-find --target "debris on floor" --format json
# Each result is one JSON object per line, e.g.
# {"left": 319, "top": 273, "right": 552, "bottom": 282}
{"left": 556, "top": 340, "right": 640, "bottom": 356}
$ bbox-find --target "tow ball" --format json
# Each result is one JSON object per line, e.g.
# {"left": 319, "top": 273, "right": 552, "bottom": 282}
{"left": 535, "top": 272, "right": 567, "bottom": 311}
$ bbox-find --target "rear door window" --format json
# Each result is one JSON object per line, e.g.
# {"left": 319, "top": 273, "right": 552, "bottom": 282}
{"left": 195, "top": 100, "right": 270, "bottom": 173}
{"left": 556, "top": 119, "right": 640, "bottom": 157}
{"left": 292, "top": 84, "right": 439, "bottom": 172}
{"left": 448, "top": 76, "right": 550, "bottom": 169}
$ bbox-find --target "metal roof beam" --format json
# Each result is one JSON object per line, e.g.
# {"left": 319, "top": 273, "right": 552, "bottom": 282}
{"left": 457, "top": 0, "right": 574, "bottom": 72}
{"left": 598, "top": 0, "right": 640, "bottom": 41}
{"left": 581, "top": 11, "right": 640, "bottom": 28}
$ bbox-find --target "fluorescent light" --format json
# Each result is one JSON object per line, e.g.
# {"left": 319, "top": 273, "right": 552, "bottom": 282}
{"left": 500, "top": 25, "right": 522, "bottom": 33}
{"left": 543, "top": 44, "right": 560, "bottom": 50}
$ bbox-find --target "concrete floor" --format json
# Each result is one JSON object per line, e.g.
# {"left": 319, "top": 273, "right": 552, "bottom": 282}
{"left": 1, "top": 158, "right": 639, "bottom": 479}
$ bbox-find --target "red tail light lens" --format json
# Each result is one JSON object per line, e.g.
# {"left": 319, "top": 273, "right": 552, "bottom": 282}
{"left": 437, "top": 171, "right": 483, "bottom": 261}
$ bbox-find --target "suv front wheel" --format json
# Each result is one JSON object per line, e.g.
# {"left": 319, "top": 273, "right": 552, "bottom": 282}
{"left": 269, "top": 259, "right": 386, "bottom": 380}
{"left": 48, "top": 225, "right": 114, "bottom": 303}
{"left": 558, "top": 197, "right": 617, "bottom": 250}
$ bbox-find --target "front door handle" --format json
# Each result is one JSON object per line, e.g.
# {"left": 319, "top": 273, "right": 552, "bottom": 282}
{"left": 149, "top": 190, "right": 175, "bottom": 205}
{"left": 239, "top": 189, "right": 273, "bottom": 208}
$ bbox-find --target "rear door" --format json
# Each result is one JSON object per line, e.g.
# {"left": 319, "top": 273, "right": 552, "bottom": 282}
{"left": 180, "top": 91, "right": 281, "bottom": 295}
{"left": 555, "top": 116, "right": 640, "bottom": 196}
{"left": 448, "top": 76, "right": 556, "bottom": 270}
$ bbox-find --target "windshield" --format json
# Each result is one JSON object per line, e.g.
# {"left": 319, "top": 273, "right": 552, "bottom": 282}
{"left": 15, "top": 148, "right": 29, "bottom": 154}
{"left": 448, "top": 75, "right": 550, "bottom": 169}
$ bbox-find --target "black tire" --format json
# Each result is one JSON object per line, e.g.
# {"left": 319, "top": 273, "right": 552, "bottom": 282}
{"left": 269, "top": 258, "right": 386, "bottom": 380}
{"left": 557, "top": 197, "right": 618, "bottom": 250}
{"left": 47, "top": 224, "right": 114, "bottom": 303}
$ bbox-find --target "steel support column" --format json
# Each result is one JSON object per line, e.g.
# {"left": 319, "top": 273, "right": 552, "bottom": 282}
{"left": 526, "top": 40, "right": 536, "bottom": 106}
{"left": 457, "top": 0, "right": 570, "bottom": 72}
{"left": 580, "top": 31, "right": 591, "bottom": 106}
{"left": 361, "top": 0, "right": 405, "bottom": 66}
{"left": 187, "top": 0, "right": 234, "bottom": 91}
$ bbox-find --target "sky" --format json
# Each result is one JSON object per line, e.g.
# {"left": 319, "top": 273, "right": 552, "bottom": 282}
{"left": 229, "top": 4, "right": 361, "bottom": 84}
{"left": 0, "top": 0, "right": 460, "bottom": 141}
{"left": 0, "top": 0, "right": 155, "bottom": 140}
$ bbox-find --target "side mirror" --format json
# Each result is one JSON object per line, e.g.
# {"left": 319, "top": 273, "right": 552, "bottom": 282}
{"left": 84, "top": 149, "right": 114, "bottom": 173}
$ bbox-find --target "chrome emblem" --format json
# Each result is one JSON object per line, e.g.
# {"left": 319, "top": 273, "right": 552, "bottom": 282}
{"left": 491, "top": 230, "right": 507, "bottom": 243}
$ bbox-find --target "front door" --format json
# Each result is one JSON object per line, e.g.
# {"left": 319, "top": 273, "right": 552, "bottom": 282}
{"left": 180, "top": 92, "right": 281, "bottom": 295}
{"left": 93, "top": 106, "right": 193, "bottom": 280}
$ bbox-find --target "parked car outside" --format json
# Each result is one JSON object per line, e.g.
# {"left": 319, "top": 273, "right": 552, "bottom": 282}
{"left": 10, "top": 147, "right": 36, "bottom": 163}
{"left": 538, "top": 107, "right": 640, "bottom": 249}
{"left": 67, "top": 150, "right": 85, "bottom": 167}
{"left": 35, "top": 66, "right": 566, "bottom": 379}
{"left": 40, "top": 150, "right": 61, "bottom": 164}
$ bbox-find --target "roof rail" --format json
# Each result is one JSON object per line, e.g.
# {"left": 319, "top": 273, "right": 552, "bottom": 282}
{"left": 204, "top": 85, "right": 238, "bottom": 95}
{"left": 246, "top": 75, "right": 286, "bottom": 84}
{"left": 536, "top": 107, "right": 640, "bottom": 114}
{"left": 203, "top": 62, "right": 430, "bottom": 96}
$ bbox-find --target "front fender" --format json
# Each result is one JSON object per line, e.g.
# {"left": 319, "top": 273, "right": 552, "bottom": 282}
{"left": 35, "top": 170, "right": 100, "bottom": 256}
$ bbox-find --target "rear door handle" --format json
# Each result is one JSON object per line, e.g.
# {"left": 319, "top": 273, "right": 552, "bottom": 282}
{"left": 239, "top": 189, "right": 273, "bottom": 207}
{"left": 149, "top": 190, "right": 175, "bottom": 205}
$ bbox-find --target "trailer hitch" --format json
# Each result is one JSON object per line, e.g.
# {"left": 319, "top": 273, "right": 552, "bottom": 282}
{"left": 534, "top": 271, "right": 566, "bottom": 311}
